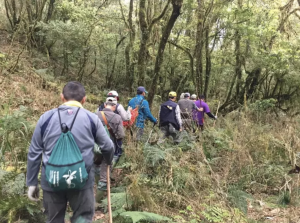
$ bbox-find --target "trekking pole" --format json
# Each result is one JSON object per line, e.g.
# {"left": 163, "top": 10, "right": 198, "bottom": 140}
{"left": 213, "top": 101, "right": 220, "bottom": 128}
{"left": 145, "top": 123, "right": 156, "bottom": 145}
{"left": 107, "top": 165, "right": 113, "bottom": 223}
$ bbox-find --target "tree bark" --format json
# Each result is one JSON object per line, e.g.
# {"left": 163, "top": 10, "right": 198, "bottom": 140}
{"left": 204, "top": 27, "right": 211, "bottom": 99}
{"left": 195, "top": 0, "right": 204, "bottom": 95}
{"left": 137, "top": 0, "right": 149, "bottom": 86}
{"left": 137, "top": 0, "right": 170, "bottom": 86}
{"left": 107, "top": 36, "right": 126, "bottom": 88}
{"left": 46, "top": 0, "right": 55, "bottom": 22}
{"left": 234, "top": 29, "right": 242, "bottom": 99}
{"left": 148, "top": 0, "right": 183, "bottom": 107}
{"left": 168, "top": 40, "right": 194, "bottom": 87}
{"left": 122, "top": 0, "right": 136, "bottom": 92}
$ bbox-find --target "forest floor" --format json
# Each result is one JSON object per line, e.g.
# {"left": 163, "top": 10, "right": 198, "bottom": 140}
{"left": 1, "top": 31, "right": 300, "bottom": 222}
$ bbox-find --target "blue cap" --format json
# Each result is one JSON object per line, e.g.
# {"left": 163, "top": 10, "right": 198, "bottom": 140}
{"left": 137, "top": 86, "right": 148, "bottom": 94}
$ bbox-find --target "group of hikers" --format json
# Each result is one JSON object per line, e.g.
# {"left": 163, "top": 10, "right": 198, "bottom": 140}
{"left": 26, "top": 81, "right": 217, "bottom": 223}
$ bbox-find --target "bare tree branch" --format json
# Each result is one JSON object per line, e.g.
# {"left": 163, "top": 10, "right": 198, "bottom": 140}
{"left": 118, "top": 0, "right": 129, "bottom": 28}
{"left": 149, "top": 0, "right": 171, "bottom": 30}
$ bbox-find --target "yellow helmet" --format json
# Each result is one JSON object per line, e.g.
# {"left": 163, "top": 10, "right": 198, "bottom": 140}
{"left": 169, "top": 91, "right": 177, "bottom": 97}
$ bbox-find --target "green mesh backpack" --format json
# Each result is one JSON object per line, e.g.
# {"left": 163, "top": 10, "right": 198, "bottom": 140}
{"left": 45, "top": 108, "right": 88, "bottom": 191}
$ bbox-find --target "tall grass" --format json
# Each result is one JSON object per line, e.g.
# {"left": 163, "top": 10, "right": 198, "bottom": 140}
{"left": 117, "top": 105, "right": 300, "bottom": 222}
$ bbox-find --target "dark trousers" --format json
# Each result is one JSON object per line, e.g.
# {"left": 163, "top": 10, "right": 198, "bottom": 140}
{"left": 159, "top": 124, "right": 181, "bottom": 143}
{"left": 136, "top": 127, "right": 144, "bottom": 141}
{"left": 115, "top": 138, "right": 123, "bottom": 156}
{"left": 43, "top": 187, "right": 95, "bottom": 223}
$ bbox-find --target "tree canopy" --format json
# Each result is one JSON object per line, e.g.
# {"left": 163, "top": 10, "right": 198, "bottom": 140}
{"left": 2, "top": 0, "right": 300, "bottom": 112}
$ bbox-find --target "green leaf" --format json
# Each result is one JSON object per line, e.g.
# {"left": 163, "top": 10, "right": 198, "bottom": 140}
{"left": 119, "top": 211, "right": 172, "bottom": 223}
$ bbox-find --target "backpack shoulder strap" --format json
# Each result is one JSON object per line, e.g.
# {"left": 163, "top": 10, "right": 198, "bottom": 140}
{"left": 58, "top": 107, "right": 80, "bottom": 132}
{"left": 101, "top": 111, "right": 117, "bottom": 137}
{"left": 100, "top": 111, "right": 109, "bottom": 128}
{"left": 41, "top": 108, "right": 96, "bottom": 139}
{"left": 69, "top": 108, "right": 80, "bottom": 131}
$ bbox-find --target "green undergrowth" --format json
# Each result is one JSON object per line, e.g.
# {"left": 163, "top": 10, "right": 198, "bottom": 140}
{"left": 111, "top": 109, "right": 300, "bottom": 222}
{"left": 1, "top": 91, "right": 300, "bottom": 222}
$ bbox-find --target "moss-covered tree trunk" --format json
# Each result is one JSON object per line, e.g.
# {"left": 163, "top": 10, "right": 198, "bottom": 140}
{"left": 137, "top": 0, "right": 170, "bottom": 86}
{"left": 148, "top": 0, "right": 183, "bottom": 107}
{"left": 195, "top": 0, "right": 204, "bottom": 95}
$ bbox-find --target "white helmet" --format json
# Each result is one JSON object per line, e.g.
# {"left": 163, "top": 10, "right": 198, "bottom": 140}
{"left": 107, "top": 90, "right": 118, "bottom": 97}
{"left": 191, "top": 94, "right": 197, "bottom": 99}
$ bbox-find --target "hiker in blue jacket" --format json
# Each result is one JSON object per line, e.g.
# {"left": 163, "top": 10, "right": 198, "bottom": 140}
{"left": 26, "top": 81, "right": 114, "bottom": 223}
{"left": 128, "top": 86, "right": 157, "bottom": 140}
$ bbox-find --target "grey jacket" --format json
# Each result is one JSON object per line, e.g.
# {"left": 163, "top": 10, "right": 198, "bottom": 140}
{"left": 97, "top": 108, "right": 125, "bottom": 140}
{"left": 26, "top": 105, "right": 114, "bottom": 191}
{"left": 116, "top": 104, "right": 131, "bottom": 121}
{"left": 178, "top": 98, "right": 197, "bottom": 114}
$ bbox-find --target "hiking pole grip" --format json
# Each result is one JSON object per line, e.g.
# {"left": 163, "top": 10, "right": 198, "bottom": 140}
{"left": 107, "top": 165, "right": 113, "bottom": 223}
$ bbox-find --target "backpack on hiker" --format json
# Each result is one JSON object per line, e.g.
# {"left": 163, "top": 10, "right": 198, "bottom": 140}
{"left": 100, "top": 111, "right": 116, "bottom": 138}
{"left": 45, "top": 108, "right": 88, "bottom": 191}
{"left": 123, "top": 99, "right": 144, "bottom": 128}
{"left": 94, "top": 111, "right": 115, "bottom": 165}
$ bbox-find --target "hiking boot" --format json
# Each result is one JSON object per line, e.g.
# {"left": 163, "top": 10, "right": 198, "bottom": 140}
{"left": 97, "top": 181, "right": 107, "bottom": 191}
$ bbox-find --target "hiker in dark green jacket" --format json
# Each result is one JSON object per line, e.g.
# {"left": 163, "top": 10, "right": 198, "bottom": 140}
{"left": 26, "top": 81, "right": 114, "bottom": 223}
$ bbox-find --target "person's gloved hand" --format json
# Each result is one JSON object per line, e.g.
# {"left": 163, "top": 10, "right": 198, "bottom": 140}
{"left": 28, "top": 186, "right": 39, "bottom": 201}
{"left": 214, "top": 116, "right": 217, "bottom": 120}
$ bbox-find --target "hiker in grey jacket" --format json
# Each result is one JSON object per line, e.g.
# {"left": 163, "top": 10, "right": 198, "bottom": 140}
{"left": 98, "top": 90, "right": 131, "bottom": 158}
{"left": 178, "top": 93, "right": 201, "bottom": 130}
{"left": 98, "top": 90, "right": 132, "bottom": 121}
{"left": 96, "top": 97, "right": 125, "bottom": 190}
{"left": 26, "top": 81, "right": 114, "bottom": 223}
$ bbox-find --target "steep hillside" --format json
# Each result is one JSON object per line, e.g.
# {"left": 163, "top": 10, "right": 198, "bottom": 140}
{"left": 2, "top": 31, "right": 300, "bottom": 223}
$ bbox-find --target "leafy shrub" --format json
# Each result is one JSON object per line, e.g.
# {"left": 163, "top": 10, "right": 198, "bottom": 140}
{"left": 249, "top": 99, "right": 277, "bottom": 112}
{"left": 0, "top": 105, "right": 32, "bottom": 167}
{"left": 0, "top": 170, "right": 44, "bottom": 223}
{"left": 228, "top": 187, "right": 253, "bottom": 214}
{"left": 0, "top": 105, "right": 44, "bottom": 222}
{"left": 118, "top": 211, "right": 171, "bottom": 223}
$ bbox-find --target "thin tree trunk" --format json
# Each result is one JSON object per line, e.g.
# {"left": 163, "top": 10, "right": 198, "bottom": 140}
{"left": 195, "top": 0, "right": 204, "bottom": 95}
{"left": 204, "top": 27, "right": 211, "bottom": 99}
{"left": 123, "top": 0, "right": 136, "bottom": 92}
{"left": 137, "top": 0, "right": 170, "bottom": 86}
{"left": 235, "top": 0, "right": 243, "bottom": 99}
{"left": 137, "top": 0, "right": 149, "bottom": 86}
{"left": 46, "top": 0, "right": 55, "bottom": 22}
{"left": 168, "top": 41, "right": 194, "bottom": 87}
{"left": 107, "top": 37, "right": 126, "bottom": 88}
{"left": 148, "top": 0, "right": 183, "bottom": 107}
{"left": 235, "top": 30, "right": 242, "bottom": 99}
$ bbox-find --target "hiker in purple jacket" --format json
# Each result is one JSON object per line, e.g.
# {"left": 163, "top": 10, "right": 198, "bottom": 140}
{"left": 194, "top": 95, "right": 217, "bottom": 130}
